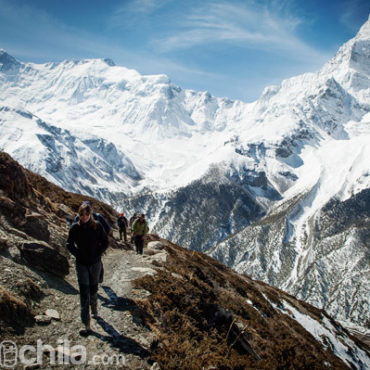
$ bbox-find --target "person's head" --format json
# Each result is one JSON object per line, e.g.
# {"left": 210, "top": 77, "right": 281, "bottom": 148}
{"left": 78, "top": 202, "right": 95, "bottom": 227}
{"left": 139, "top": 213, "right": 145, "bottom": 222}
{"left": 120, "top": 212, "right": 124, "bottom": 217}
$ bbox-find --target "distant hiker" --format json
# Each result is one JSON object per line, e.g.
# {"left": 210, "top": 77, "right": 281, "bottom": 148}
{"left": 73, "top": 201, "right": 111, "bottom": 284}
{"left": 117, "top": 212, "right": 128, "bottom": 242}
{"left": 67, "top": 202, "right": 108, "bottom": 336}
{"left": 131, "top": 214, "right": 149, "bottom": 255}
{"left": 129, "top": 213, "right": 138, "bottom": 228}
{"left": 129, "top": 213, "right": 139, "bottom": 243}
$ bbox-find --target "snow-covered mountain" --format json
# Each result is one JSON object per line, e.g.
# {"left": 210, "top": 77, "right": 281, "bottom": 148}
{"left": 0, "top": 17, "right": 369, "bottom": 331}
{"left": 208, "top": 18, "right": 370, "bottom": 330}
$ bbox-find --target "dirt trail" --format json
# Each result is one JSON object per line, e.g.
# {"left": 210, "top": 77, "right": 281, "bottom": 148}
{"left": 9, "top": 241, "right": 166, "bottom": 369}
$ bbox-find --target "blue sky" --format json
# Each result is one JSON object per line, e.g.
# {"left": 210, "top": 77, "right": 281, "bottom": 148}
{"left": 0, "top": 0, "right": 369, "bottom": 101}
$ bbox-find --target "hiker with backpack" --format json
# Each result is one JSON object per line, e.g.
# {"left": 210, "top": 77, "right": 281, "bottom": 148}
{"left": 129, "top": 213, "right": 138, "bottom": 243}
{"left": 117, "top": 212, "right": 128, "bottom": 242}
{"left": 129, "top": 213, "right": 138, "bottom": 228}
{"left": 131, "top": 213, "right": 149, "bottom": 255}
{"left": 66, "top": 202, "right": 108, "bottom": 336}
{"left": 73, "top": 201, "right": 111, "bottom": 236}
{"left": 73, "top": 201, "right": 111, "bottom": 284}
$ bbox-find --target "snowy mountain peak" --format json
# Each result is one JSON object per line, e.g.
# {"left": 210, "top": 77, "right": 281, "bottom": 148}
{"left": 356, "top": 14, "right": 370, "bottom": 39}
{"left": 321, "top": 17, "right": 370, "bottom": 83}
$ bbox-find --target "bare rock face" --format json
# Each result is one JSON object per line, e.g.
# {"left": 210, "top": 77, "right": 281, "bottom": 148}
{"left": 23, "top": 213, "right": 50, "bottom": 242}
{"left": 0, "top": 197, "right": 50, "bottom": 241}
{"left": 20, "top": 242, "right": 69, "bottom": 278}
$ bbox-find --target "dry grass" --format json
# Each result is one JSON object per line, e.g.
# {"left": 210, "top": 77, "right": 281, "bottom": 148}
{"left": 0, "top": 286, "right": 35, "bottom": 334}
{"left": 25, "top": 169, "right": 118, "bottom": 225}
{"left": 133, "top": 241, "right": 349, "bottom": 369}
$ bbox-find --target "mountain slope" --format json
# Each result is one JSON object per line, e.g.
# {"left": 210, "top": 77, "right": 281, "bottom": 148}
{"left": 209, "top": 18, "right": 370, "bottom": 330}
{"left": 0, "top": 152, "right": 368, "bottom": 369}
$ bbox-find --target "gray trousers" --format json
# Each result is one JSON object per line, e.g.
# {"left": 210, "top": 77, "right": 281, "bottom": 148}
{"left": 75, "top": 260, "right": 101, "bottom": 325}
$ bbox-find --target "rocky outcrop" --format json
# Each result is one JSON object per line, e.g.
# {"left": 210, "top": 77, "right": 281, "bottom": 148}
{"left": 23, "top": 214, "right": 50, "bottom": 242}
{"left": 0, "top": 152, "right": 123, "bottom": 335}
{"left": 20, "top": 242, "right": 69, "bottom": 278}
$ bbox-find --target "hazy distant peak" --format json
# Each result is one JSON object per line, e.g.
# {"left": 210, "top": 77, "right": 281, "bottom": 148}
{"left": 103, "top": 58, "right": 115, "bottom": 66}
{"left": 0, "top": 49, "right": 20, "bottom": 72}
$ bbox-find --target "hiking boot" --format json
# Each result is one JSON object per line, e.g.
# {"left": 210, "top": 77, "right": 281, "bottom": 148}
{"left": 80, "top": 322, "right": 91, "bottom": 336}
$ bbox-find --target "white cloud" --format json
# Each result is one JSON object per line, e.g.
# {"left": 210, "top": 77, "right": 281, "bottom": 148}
{"left": 152, "top": 1, "right": 329, "bottom": 62}
{"left": 108, "top": 0, "right": 171, "bottom": 28}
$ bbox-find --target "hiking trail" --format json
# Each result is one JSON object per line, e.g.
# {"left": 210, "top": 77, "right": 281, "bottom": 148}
{"left": 18, "top": 240, "right": 166, "bottom": 369}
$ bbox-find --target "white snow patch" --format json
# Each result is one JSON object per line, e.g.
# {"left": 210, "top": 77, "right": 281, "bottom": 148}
{"left": 271, "top": 299, "right": 370, "bottom": 369}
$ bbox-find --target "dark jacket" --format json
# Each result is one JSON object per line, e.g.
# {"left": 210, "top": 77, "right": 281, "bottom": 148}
{"left": 66, "top": 220, "right": 108, "bottom": 266}
{"left": 117, "top": 216, "right": 128, "bottom": 229}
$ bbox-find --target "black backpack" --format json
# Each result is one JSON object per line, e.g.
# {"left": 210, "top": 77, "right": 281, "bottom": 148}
{"left": 117, "top": 217, "right": 126, "bottom": 228}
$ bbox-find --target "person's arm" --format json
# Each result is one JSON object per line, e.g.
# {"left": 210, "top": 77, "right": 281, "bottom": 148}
{"left": 66, "top": 226, "right": 79, "bottom": 257}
